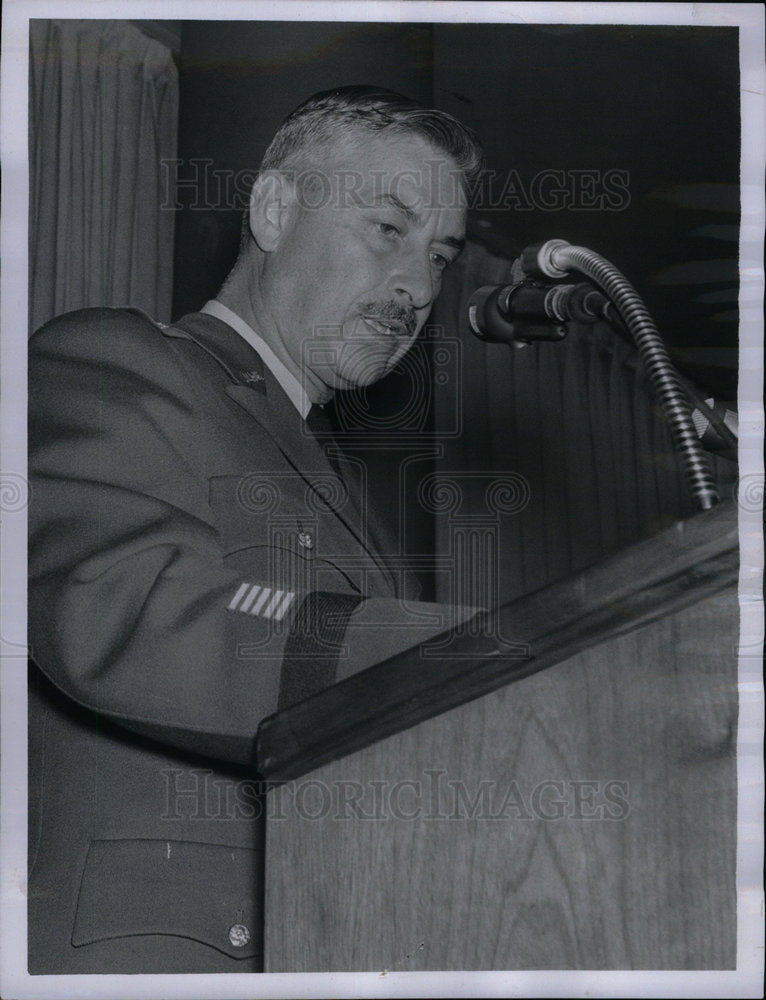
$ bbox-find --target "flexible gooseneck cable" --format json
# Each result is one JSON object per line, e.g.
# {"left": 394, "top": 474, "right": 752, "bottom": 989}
{"left": 522, "top": 240, "right": 720, "bottom": 511}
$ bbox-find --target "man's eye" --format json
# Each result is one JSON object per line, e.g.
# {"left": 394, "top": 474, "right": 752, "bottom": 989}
{"left": 376, "top": 222, "right": 400, "bottom": 237}
{"left": 430, "top": 251, "right": 450, "bottom": 271}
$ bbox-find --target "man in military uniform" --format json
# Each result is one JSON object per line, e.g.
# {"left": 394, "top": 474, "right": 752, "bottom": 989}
{"left": 27, "top": 86, "right": 484, "bottom": 972}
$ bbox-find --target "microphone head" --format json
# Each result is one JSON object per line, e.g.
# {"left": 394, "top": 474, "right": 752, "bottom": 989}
{"left": 467, "top": 285, "right": 509, "bottom": 342}
{"left": 467, "top": 282, "right": 568, "bottom": 344}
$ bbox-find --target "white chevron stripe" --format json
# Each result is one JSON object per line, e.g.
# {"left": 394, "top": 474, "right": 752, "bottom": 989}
{"left": 273, "top": 591, "right": 296, "bottom": 621}
{"left": 227, "top": 582, "right": 249, "bottom": 611}
{"left": 262, "top": 589, "right": 284, "bottom": 619}
{"left": 228, "top": 583, "right": 298, "bottom": 619}
{"left": 250, "top": 587, "right": 271, "bottom": 615}
{"left": 239, "top": 584, "right": 262, "bottom": 612}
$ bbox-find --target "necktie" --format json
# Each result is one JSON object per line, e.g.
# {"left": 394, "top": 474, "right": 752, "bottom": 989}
{"left": 306, "top": 403, "right": 334, "bottom": 442}
{"left": 306, "top": 406, "right": 400, "bottom": 597}
{"left": 306, "top": 404, "right": 348, "bottom": 482}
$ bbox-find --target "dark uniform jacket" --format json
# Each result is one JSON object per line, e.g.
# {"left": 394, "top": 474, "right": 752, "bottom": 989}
{"left": 27, "top": 308, "right": 479, "bottom": 973}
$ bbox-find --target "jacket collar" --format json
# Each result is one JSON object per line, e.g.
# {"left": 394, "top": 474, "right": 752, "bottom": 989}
{"left": 163, "top": 312, "right": 331, "bottom": 494}
{"left": 162, "top": 311, "right": 268, "bottom": 392}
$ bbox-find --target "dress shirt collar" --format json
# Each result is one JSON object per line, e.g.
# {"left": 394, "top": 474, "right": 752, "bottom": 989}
{"left": 201, "top": 299, "right": 312, "bottom": 419}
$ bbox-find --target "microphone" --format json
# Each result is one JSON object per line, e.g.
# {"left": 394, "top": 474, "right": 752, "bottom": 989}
{"left": 467, "top": 279, "right": 611, "bottom": 345}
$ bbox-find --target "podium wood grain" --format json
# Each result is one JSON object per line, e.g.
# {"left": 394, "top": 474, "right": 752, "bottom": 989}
{"left": 264, "top": 585, "right": 737, "bottom": 971}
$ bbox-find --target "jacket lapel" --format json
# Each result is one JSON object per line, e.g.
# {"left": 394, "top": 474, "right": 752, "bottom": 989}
{"left": 163, "top": 313, "right": 397, "bottom": 591}
{"left": 227, "top": 381, "right": 399, "bottom": 593}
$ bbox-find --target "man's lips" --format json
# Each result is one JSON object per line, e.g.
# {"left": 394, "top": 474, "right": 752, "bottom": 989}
{"left": 360, "top": 314, "right": 408, "bottom": 337}
{"left": 358, "top": 302, "right": 417, "bottom": 338}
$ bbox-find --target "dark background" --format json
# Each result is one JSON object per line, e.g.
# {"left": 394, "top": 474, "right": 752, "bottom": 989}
{"left": 171, "top": 21, "right": 740, "bottom": 400}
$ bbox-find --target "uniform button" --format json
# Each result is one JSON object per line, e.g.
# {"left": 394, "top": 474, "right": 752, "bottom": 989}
{"left": 228, "top": 923, "right": 250, "bottom": 948}
{"left": 297, "top": 531, "right": 314, "bottom": 549}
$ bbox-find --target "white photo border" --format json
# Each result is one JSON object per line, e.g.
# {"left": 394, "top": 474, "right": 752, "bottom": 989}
{"left": 2, "top": 3, "right": 763, "bottom": 998}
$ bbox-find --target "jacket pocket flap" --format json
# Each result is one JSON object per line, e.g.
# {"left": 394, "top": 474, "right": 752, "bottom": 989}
{"left": 72, "top": 838, "right": 261, "bottom": 960}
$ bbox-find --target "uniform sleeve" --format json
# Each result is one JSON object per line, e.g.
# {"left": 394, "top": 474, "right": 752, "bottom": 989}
{"left": 28, "top": 310, "right": 482, "bottom": 768}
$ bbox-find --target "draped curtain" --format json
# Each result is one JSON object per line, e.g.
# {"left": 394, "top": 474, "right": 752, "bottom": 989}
{"left": 29, "top": 19, "right": 178, "bottom": 333}
{"left": 429, "top": 241, "right": 736, "bottom": 606}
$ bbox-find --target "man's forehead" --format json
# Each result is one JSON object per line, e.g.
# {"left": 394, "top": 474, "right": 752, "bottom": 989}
{"left": 317, "top": 130, "right": 467, "bottom": 210}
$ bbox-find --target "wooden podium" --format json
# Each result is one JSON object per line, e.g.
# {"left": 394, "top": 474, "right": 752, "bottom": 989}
{"left": 257, "top": 502, "right": 739, "bottom": 971}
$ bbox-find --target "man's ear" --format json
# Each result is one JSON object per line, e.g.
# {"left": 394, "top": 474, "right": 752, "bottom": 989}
{"left": 247, "top": 171, "right": 297, "bottom": 251}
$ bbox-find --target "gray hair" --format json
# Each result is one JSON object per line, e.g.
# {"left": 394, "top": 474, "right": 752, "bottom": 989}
{"left": 260, "top": 85, "right": 485, "bottom": 190}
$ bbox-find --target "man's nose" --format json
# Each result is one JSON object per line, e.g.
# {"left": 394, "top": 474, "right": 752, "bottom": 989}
{"left": 391, "top": 252, "right": 435, "bottom": 312}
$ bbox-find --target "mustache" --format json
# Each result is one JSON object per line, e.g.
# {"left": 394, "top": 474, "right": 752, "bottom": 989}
{"left": 359, "top": 301, "right": 417, "bottom": 337}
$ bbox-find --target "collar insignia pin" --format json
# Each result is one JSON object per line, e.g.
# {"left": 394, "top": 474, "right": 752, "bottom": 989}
{"left": 241, "top": 370, "right": 264, "bottom": 385}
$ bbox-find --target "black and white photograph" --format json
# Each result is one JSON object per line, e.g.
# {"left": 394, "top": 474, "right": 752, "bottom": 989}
{"left": 1, "top": 2, "right": 763, "bottom": 997}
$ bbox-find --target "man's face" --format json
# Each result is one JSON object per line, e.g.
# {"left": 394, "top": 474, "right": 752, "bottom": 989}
{"left": 263, "top": 131, "right": 467, "bottom": 397}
